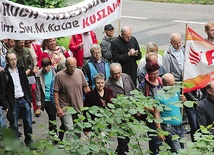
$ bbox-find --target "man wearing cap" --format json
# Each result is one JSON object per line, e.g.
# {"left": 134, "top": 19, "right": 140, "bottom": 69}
{"left": 100, "top": 24, "right": 115, "bottom": 63}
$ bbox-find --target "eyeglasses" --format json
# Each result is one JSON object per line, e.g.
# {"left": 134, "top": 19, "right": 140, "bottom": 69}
{"left": 25, "top": 41, "right": 32, "bottom": 45}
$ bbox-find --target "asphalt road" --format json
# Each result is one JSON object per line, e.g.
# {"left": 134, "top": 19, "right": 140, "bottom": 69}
{"left": 94, "top": 0, "right": 213, "bottom": 50}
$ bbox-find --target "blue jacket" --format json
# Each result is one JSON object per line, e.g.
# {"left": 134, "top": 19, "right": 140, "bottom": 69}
{"left": 83, "top": 57, "right": 110, "bottom": 89}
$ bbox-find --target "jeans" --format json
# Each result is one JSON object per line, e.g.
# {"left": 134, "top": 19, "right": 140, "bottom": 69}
{"left": 44, "top": 101, "right": 57, "bottom": 134}
{"left": 161, "top": 124, "right": 185, "bottom": 153}
{"left": 147, "top": 122, "right": 162, "bottom": 155}
{"left": 184, "top": 106, "right": 198, "bottom": 142}
{"left": 13, "top": 98, "right": 33, "bottom": 144}
{"left": 0, "top": 106, "right": 6, "bottom": 128}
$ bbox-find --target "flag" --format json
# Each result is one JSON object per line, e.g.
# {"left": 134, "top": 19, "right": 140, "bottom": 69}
{"left": 0, "top": 0, "right": 122, "bottom": 40}
{"left": 183, "top": 27, "right": 214, "bottom": 93}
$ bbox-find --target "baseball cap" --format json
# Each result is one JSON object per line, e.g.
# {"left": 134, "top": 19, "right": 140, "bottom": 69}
{"left": 104, "top": 24, "right": 114, "bottom": 31}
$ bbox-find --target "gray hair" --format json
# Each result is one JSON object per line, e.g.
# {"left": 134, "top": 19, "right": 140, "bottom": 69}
{"left": 94, "top": 73, "right": 105, "bottom": 82}
{"left": 90, "top": 44, "right": 101, "bottom": 54}
{"left": 121, "top": 26, "right": 132, "bottom": 35}
{"left": 56, "top": 62, "right": 66, "bottom": 72}
{"left": 110, "top": 63, "right": 122, "bottom": 72}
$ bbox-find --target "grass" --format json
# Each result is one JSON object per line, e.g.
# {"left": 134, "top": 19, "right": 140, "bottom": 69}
{"left": 141, "top": 0, "right": 214, "bottom": 5}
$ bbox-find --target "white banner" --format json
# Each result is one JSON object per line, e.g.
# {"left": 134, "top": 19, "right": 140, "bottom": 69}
{"left": 0, "top": 0, "right": 121, "bottom": 40}
{"left": 183, "top": 27, "right": 214, "bottom": 93}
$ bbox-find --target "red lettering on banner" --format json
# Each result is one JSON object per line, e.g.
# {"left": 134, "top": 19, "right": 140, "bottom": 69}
{"left": 206, "top": 49, "right": 214, "bottom": 65}
{"left": 82, "top": 0, "right": 121, "bottom": 29}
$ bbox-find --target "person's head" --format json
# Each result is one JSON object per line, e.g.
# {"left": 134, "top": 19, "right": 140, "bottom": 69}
{"left": 110, "top": 63, "right": 122, "bottom": 81}
{"left": 206, "top": 81, "right": 214, "bottom": 98}
{"left": 14, "top": 40, "right": 25, "bottom": 50}
{"left": 56, "top": 62, "right": 66, "bottom": 73}
{"left": 162, "top": 73, "right": 175, "bottom": 86}
{"left": 41, "top": 57, "right": 52, "bottom": 73}
{"left": 205, "top": 21, "right": 214, "bottom": 41}
{"left": 65, "top": 57, "right": 77, "bottom": 75}
{"left": 45, "top": 38, "right": 57, "bottom": 50}
{"left": 146, "top": 62, "right": 160, "bottom": 81}
{"left": 90, "top": 44, "right": 101, "bottom": 61}
{"left": 41, "top": 39, "right": 48, "bottom": 51}
{"left": 146, "top": 42, "right": 158, "bottom": 54}
{"left": 145, "top": 52, "right": 158, "bottom": 64}
{"left": 94, "top": 73, "right": 105, "bottom": 91}
{"left": 24, "top": 40, "right": 33, "bottom": 48}
{"left": 6, "top": 39, "right": 15, "bottom": 49}
{"left": 120, "top": 26, "right": 132, "bottom": 42}
{"left": 170, "top": 33, "right": 182, "bottom": 50}
{"left": 6, "top": 53, "right": 17, "bottom": 69}
{"left": 104, "top": 24, "right": 115, "bottom": 38}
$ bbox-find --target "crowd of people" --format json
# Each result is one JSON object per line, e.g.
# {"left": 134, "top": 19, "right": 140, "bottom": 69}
{"left": 0, "top": 21, "right": 213, "bottom": 154}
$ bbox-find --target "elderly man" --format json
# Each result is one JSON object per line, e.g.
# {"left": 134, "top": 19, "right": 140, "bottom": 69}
{"left": 204, "top": 21, "right": 214, "bottom": 44}
{"left": 154, "top": 73, "right": 186, "bottom": 153}
{"left": 83, "top": 44, "right": 110, "bottom": 89}
{"left": 111, "top": 26, "right": 142, "bottom": 87}
{"left": 105, "top": 63, "right": 135, "bottom": 155}
{"left": 54, "top": 57, "right": 90, "bottom": 139}
{"left": 162, "top": 33, "right": 185, "bottom": 82}
{"left": 196, "top": 81, "right": 214, "bottom": 135}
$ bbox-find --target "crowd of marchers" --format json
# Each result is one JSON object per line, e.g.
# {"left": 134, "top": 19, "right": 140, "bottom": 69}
{"left": 0, "top": 21, "right": 213, "bottom": 154}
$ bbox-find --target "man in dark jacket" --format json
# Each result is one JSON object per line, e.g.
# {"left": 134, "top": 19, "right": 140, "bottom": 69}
{"left": 111, "top": 26, "right": 142, "bottom": 87}
{"left": 0, "top": 53, "right": 34, "bottom": 148}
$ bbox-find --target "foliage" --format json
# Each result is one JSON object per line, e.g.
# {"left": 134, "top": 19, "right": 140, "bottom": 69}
{"left": 141, "top": 0, "right": 214, "bottom": 5}
{"left": 0, "top": 87, "right": 214, "bottom": 154}
{"left": 9, "top": 0, "right": 84, "bottom": 8}
{"left": 56, "top": 37, "right": 71, "bottom": 50}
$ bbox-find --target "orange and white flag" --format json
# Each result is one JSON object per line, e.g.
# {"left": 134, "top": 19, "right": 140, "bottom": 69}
{"left": 183, "top": 27, "right": 214, "bottom": 93}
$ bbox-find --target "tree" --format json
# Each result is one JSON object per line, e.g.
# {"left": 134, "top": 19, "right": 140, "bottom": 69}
{"left": 9, "top": 0, "right": 83, "bottom": 8}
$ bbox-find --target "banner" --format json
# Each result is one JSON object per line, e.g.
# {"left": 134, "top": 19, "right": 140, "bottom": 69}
{"left": 0, "top": 0, "right": 121, "bottom": 40}
{"left": 183, "top": 27, "right": 214, "bottom": 93}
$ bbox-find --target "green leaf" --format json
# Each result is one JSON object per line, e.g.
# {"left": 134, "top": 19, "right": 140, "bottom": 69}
{"left": 67, "top": 107, "right": 77, "bottom": 114}
{"left": 107, "top": 103, "right": 115, "bottom": 109}
{"left": 184, "top": 101, "right": 195, "bottom": 108}
{"left": 129, "top": 109, "right": 137, "bottom": 115}
{"left": 115, "top": 118, "right": 122, "bottom": 124}
{"left": 83, "top": 122, "right": 92, "bottom": 128}
{"left": 89, "top": 144, "right": 99, "bottom": 151}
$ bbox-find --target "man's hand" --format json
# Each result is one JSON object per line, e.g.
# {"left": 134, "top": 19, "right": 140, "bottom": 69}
{"left": 158, "top": 134, "right": 166, "bottom": 142}
{"left": 180, "top": 95, "right": 186, "bottom": 102}
{"left": 78, "top": 43, "right": 84, "bottom": 49}
{"left": 128, "top": 48, "right": 138, "bottom": 56}
{"left": 56, "top": 106, "right": 64, "bottom": 118}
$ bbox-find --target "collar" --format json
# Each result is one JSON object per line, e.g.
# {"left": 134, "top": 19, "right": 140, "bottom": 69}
{"left": 8, "top": 67, "right": 18, "bottom": 73}
{"left": 145, "top": 74, "right": 162, "bottom": 85}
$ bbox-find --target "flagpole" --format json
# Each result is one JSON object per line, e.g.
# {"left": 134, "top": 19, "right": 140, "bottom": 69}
{"left": 118, "top": 0, "right": 122, "bottom": 35}
{"left": 180, "top": 23, "right": 188, "bottom": 120}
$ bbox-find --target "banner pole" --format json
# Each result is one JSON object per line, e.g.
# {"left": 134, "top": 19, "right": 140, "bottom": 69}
{"left": 118, "top": 19, "right": 121, "bottom": 35}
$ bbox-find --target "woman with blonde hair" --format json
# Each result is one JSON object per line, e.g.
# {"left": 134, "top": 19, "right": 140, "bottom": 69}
{"left": 137, "top": 42, "right": 163, "bottom": 73}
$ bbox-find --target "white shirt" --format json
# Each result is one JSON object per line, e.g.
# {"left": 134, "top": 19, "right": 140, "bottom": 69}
{"left": 82, "top": 32, "right": 93, "bottom": 58}
{"left": 9, "top": 67, "right": 24, "bottom": 99}
{"left": 115, "top": 77, "right": 124, "bottom": 89}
